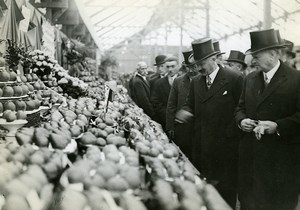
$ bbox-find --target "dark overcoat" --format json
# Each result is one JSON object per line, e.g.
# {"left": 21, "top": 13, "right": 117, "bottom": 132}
{"left": 166, "top": 74, "right": 193, "bottom": 159}
{"left": 183, "top": 66, "right": 243, "bottom": 207}
{"left": 151, "top": 76, "right": 171, "bottom": 129}
{"left": 235, "top": 62, "right": 300, "bottom": 210}
{"left": 131, "top": 74, "right": 154, "bottom": 118}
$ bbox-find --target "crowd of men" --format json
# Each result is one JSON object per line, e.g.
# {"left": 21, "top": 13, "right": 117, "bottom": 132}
{"left": 126, "top": 28, "right": 300, "bottom": 210}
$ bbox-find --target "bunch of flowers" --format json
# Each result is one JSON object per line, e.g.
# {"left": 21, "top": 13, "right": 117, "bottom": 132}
{"left": 29, "top": 50, "right": 58, "bottom": 76}
{"left": 51, "top": 64, "right": 88, "bottom": 99}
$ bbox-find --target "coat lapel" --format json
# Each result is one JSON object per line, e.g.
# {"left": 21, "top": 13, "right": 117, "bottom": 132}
{"left": 137, "top": 74, "right": 150, "bottom": 88}
{"left": 257, "top": 64, "right": 288, "bottom": 107}
{"left": 201, "top": 68, "right": 228, "bottom": 103}
{"left": 250, "top": 70, "right": 265, "bottom": 99}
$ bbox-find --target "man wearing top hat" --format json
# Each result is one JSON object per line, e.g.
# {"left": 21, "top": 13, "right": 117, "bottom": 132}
{"left": 166, "top": 50, "right": 198, "bottom": 160}
{"left": 234, "top": 28, "right": 300, "bottom": 210}
{"left": 213, "top": 41, "right": 226, "bottom": 68}
{"left": 176, "top": 38, "right": 244, "bottom": 208}
{"left": 151, "top": 55, "right": 179, "bottom": 130}
{"left": 226, "top": 50, "right": 247, "bottom": 75}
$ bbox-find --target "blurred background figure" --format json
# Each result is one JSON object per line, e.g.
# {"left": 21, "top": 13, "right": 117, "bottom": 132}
{"left": 149, "top": 55, "right": 167, "bottom": 95}
{"left": 166, "top": 50, "right": 198, "bottom": 160}
{"left": 130, "top": 61, "right": 154, "bottom": 118}
{"left": 151, "top": 55, "right": 179, "bottom": 130}
{"left": 225, "top": 50, "right": 247, "bottom": 76}
{"left": 213, "top": 41, "right": 226, "bottom": 68}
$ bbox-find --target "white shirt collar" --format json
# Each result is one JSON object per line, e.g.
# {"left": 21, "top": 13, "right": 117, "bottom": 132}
{"left": 136, "top": 72, "right": 147, "bottom": 81}
{"left": 208, "top": 66, "right": 220, "bottom": 83}
{"left": 264, "top": 60, "right": 280, "bottom": 82}
{"left": 168, "top": 74, "right": 177, "bottom": 85}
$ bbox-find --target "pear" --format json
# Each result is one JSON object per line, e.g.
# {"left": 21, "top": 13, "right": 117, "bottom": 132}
{"left": 26, "top": 165, "right": 48, "bottom": 185}
{"left": 15, "top": 132, "right": 32, "bottom": 145}
{"left": 3, "top": 179, "right": 30, "bottom": 197}
{"left": 49, "top": 133, "right": 69, "bottom": 149}
{"left": 107, "top": 176, "right": 129, "bottom": 191}
{"left": 70, "top": 125, "right": 81, "bottom": 137}
{"left": 2, "top": 194, "right": 30, "bottom": 210}
{"left": 33, "top": 127, "right": 49, "bottom": 147}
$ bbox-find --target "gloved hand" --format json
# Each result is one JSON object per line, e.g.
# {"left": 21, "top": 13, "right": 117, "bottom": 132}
{"left": 175, "top": 109, "right": 194, "bottom": 123}
{"left": 167, "top": 130, "right": 175, "bottom": 140}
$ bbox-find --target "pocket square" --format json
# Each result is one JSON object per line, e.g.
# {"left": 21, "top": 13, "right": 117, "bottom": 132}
{"left": 223, "top": 91, "right": 228, "bottom": 95}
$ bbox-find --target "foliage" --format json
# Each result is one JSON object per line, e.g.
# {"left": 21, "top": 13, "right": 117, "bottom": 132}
{"left": 100, "top": 53, "right": 118, "bottom": 69}
{"left": 1, "top": 39, "right": 22, "bottom": 70}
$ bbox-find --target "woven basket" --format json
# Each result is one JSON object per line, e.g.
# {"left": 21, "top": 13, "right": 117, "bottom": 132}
{"left": 25, "top": 110, "right": 41, "bottom": 127}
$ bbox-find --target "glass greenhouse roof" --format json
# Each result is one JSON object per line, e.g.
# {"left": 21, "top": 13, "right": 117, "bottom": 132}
{"left": 75, "top": 0, "right": 300, "bottom": 52}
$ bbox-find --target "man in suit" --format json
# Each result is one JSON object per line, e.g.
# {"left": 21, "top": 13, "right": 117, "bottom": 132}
{"left": 149, "top": 55, "right": 167, "bottom": 95}
{"left": 176, "top": 38, "right": 244, "bottom": 208}
{"left": 166, "top": 50, "right": 198, "bottom": 160}
{"left": 151, "top": 55, "right": 179, "bottom": 130}
{"left": 235, "top": 29, "right": 300, "bottom": 210}
{"left": 131, "top": 61, "right": 154, "bottom": 118}
{"left": 225, "top": 50, "right": 247, "bottom": 76}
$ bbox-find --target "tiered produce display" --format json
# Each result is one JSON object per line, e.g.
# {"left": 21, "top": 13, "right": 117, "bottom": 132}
{"left": 0, "top": 49, "right": 231, "bottom": 210}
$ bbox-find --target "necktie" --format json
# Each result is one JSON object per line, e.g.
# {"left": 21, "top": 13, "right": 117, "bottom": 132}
{"left": 206, "top": 75, "right": 212, "bottom": 89}
{"left": 263, "top": 73, "right": 269, "bottom": 86}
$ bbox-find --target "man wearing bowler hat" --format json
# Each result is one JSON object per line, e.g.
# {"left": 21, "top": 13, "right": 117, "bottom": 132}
{"left": 235, "top": 28, "right": 300, "bottom": 210}
{"left": 149, "top": 55, "right": 167, "bottom": 94}
{"left": 166, "top": 50, "right": 198, "bottom": 160}
{"left": 226, "top": 50, "right": 247, "bottom": 75}
{"left": 151, "top": 55, "right": 179, "bottom": 130}
{"left": 176, "top": 38, "right": 244, "bottom": 208}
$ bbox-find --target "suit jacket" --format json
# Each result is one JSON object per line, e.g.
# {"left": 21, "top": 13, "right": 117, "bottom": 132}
{"left": 131, "top": 74, "right": 154, "bottom": 118}
{"left": 151, "top": 76, "right": 171, "bottom": 129}
{"left": 234, "top": 61, "right": 300, "bottom": 210}
{"left": 183, "top": 66, "right": 243, "bottom": 180}
{"left": 166, "top": 74, "right": 193, "bottom": 159}
{"left": 149, "top": 73, "right": 161, "bottom": 95}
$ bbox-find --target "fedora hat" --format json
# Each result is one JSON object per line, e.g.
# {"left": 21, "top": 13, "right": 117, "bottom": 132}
{"left": 188, "top": 38, "right": 219, "bottom": 64}
{"left": 154, "top": 55, "right": 167, "bottom": 66}
{"left": 213, "top": 41, "right": 225, "bottom": 56}
{"left": 182, "top": 50, "right": 193, "bottom": 66}
{"left": 246, "top": 29, "right": 286, "bottom": 54}
{"left": 226, "top": 50, "right": 247, "bottom": 68}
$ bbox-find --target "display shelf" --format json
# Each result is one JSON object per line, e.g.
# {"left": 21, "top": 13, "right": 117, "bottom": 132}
{"left": 0, "top": 94, "right": 29, "bottom": 100}
{"left": 0, "top": 119, "right": 27, "bottom": 137}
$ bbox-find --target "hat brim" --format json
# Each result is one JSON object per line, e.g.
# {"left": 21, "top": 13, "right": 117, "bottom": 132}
{"left": 182, "top": 61, "right": 192, "bottom": 66}
{"left": 188, "top": 51, "right": 219, "bottom": 65}
{"left": 226, "top": 59, "right": 247, "bottom": 68}
{"left": 216, "top": 52, "right": 225, "bottom": 56}
{"left": 245, "top": 44, "right": 287, "bottom": 55}
{"left": 154, "top": 62, "right": 165, "bottom": 66}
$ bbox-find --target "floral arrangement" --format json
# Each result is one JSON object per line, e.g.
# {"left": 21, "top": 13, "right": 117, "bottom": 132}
{"left": 50, "top": 64, "right": 88, "bottom": 99}
{"left": 29, "top": 50, "right": 57, "bottom": 76}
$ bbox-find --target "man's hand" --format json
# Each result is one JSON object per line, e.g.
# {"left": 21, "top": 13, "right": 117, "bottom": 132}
{"left": 175, "top": 110, "right": 194, "bottom": 123}
{"left": 240, "top": 118, "right": 258, "bottom": 132}
{"left": 167, "top": 130, "right": 175, "bottom": 140}
{"left": 258, "top": 121, "right": 278, "bottom": 134}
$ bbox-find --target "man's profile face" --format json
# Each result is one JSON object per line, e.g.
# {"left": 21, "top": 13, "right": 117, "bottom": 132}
{"left": 251, "top": 50, "right": 273, "bottom": 72}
